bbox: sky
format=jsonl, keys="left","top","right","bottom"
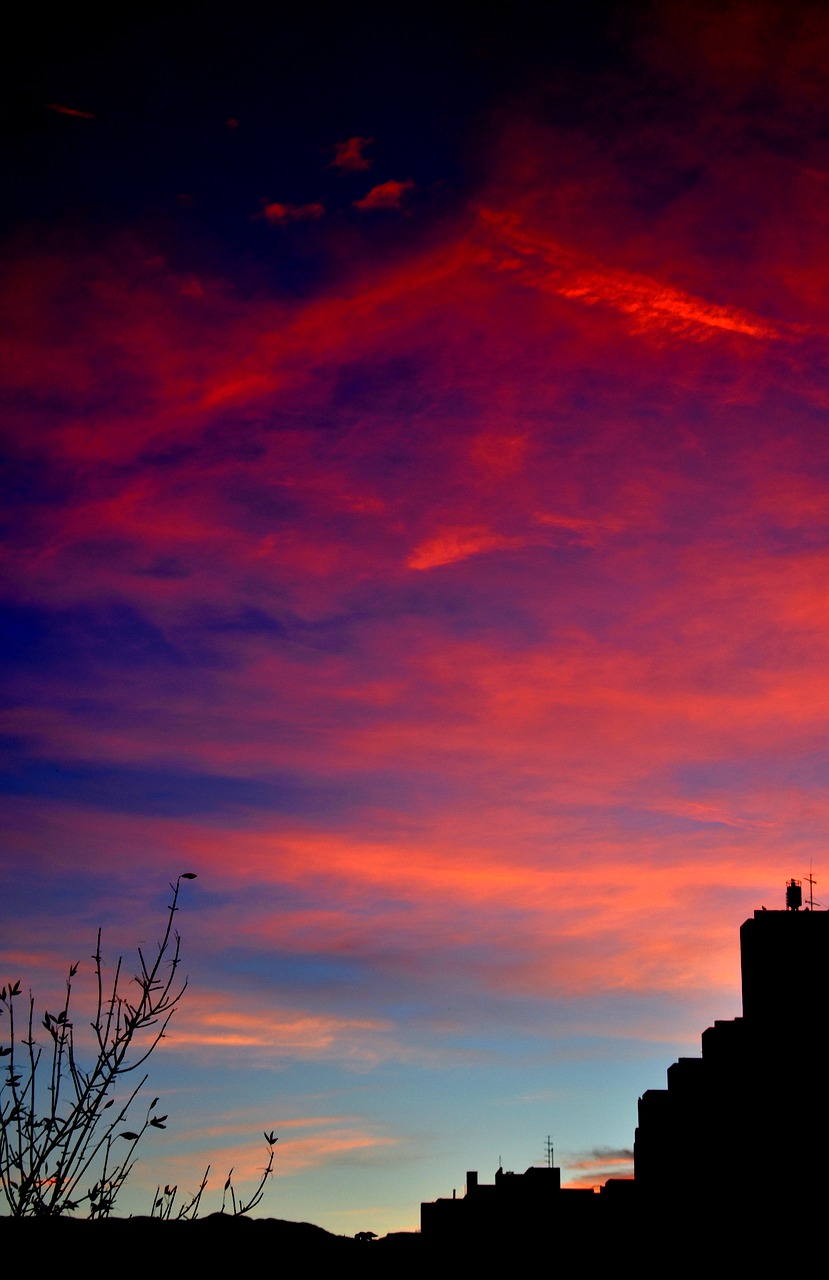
{"left": 3, "top": 0, "right": 829, "bottom": 1233}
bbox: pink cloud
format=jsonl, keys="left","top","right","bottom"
{"left": 136, "top": 1115, "right": 395, "bottom": 1187}
{"left": 268, "top": 1129, "right": 397, "bottom": 1175}
{"left": 562, "top": 1147, "right": 634, "bottom": 1189}
{"left": 172, "top": 995, "right": 396, "bottom": 1063}
{"left": 1, "top": 796, "right": 781, "bottom": 1004}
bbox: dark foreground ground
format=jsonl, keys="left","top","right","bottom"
{"left": 3, "top": 1204, "right": 821, "bottom": 1277}
{"left": 1, "top": 1216, "right": 414, "bottom": 1274}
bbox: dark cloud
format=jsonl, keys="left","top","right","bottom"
{"left": 260, "top": 201, "right": 326, "bottom": 224}
{"left": 332, "top": 136, "right": 374, "bottom": 171}
{"left": 43, "top": 102, "right": 96, "bottom": 119}
{"left": 0, "top": 759, "right": 355, "bottom": 820}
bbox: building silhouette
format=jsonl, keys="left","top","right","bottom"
{"left": 420, "top": 1162, "right": 614, "bottom": 1243}
{"left": 635, "top": 882, "right": 828, "bottom": 1224}
{"left": 421, "top": 882, "right": 826, "bottom": 1257}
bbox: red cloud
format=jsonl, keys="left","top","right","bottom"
{"left": 13, "top": 8, "right": 829, "bottom": 1233}
{"left": 332, "top": 136, "right": 373, "bottom": 171}
{"left": 9, "top": 62, "right": 829, "bottom": 1041}
{"left": 407, "top": 526, "right": 529, "bottom": 570}
{"left": 479, "top": 208, "right": 781, "bottom": 342}
{"left": 353, "top": 179, "right": 414, "bottom": 211}
{"left": 44, "top": 102, "right": 96, "bottom": 119}
{"left": 261, "top": 201, "right": 325, "bottom": 224}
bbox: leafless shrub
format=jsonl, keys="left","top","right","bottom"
{"left": 0, "top": 875, "right": 196, "bottom": 1216}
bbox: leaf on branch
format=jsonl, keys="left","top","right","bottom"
{"left": 264, "top": 1131, "right": 278, "bottom": 1146}
{"left": 180, "top": 873, "right": 197, "bottom": 880}
{"left": 150, "top": 1116, "right": 167, "bottom": 1128}
{"left": 119, "top": 1131, "right": 142, "bottom": 1141}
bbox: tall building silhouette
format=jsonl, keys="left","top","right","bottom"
{"left": 422, "top": 883, "right": 826, "bottom": 1257}
{"left": 634, "top": 883, "right": 828, "bottom": 1222}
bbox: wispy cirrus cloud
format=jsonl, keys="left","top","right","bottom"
{"left": 479, "top": 208, "right": 782, "bottom": 341}
{"left": 172, "top": 999, "right": 397, "bottom": 1064}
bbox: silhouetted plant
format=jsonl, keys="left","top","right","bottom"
{"left": 150, "top": 1166, "right": 210, "bottom": 1221}
{"left": 0, "top": 874, "right": 197, "bottom": 1216}
{"left": 151, "top": 1131, "right": 278, "bottom": 1220}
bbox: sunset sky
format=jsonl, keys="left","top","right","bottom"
{"left": 3, "top": 1, "right": 829, "bottom": 1233}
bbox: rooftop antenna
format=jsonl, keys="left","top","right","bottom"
{"left": 804, "top": 861, "right": 822, "bottom": 910}
{"left": 545, "top": 1135, "right": 554, "bottom": 1169}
